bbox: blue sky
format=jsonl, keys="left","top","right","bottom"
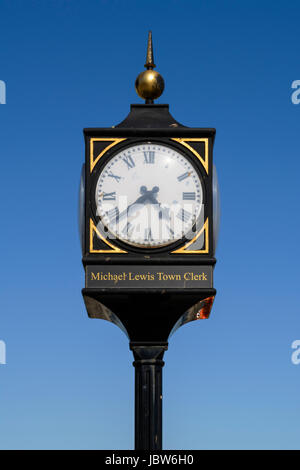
{"left": 0, "top": 0, "right": 300, "bottom": 449}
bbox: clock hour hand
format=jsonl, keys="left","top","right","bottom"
{"left": 114, "top": 204, "right": 141, "bottom": 224}
{"left": 108, "top": 186, "right": 161, "bottom": 224}
{"left": 134, "top": 186, "right": 170, "bottom": 220}
{"left": 133, "top": 185, "right": 157, "bottom": 205}
{"left": 115, "top": 187, "right": 152, "bottom": 222}
{"left": 113, "top": 195, "right": 147, "bottom": 224}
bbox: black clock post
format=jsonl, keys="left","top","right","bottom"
{"left": 80, "top": 32, "right": 219, "bottom": 450}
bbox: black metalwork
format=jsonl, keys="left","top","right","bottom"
{"left": 82, "top": 45, "right": 217, "bottom": 448}
{"left": 130, "top": 342, "right": 168, "bottom": 450}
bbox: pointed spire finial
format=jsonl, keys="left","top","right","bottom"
{"left": 135, "top": 31, "right": 165, "bottom": 103}
{"left": 145, "top": 31, "right": 155, "bottom": 69}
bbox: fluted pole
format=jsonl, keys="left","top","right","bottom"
{"left": 130, "top": 343, "right": 168, "bottom": 450}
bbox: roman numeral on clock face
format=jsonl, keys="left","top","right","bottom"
{"left": 144, "top": 228, "right": 153, "bottom": 241}
{"left": 107, "top": 171, "right": 121, "bottom": 182}
{"left": 177, "top": 171, "right": 190, "bottom": 182}
{"left": 106, "top": 206, "right": 119, "bottom": 223}
{"left": 103, "top": 192, "right": 116, "bottom": 201}
{"left": 122, "top": 155, "right": 135, "bottom": 169}
{"left": 122, "top": 222, "right": 134, "bottom": 236}
{"left": 177, "top": 208, "right": 192, "bottom": 223}
{"left": 182, "top": 192, "right": 196, "bottom": 200}
{"left": 143, "top": 151, "right": 155, "bottom": 164}
{"left": 166, "top": 225, "right": 174, "bottom": 236}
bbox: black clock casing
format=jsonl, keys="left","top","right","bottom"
{"left": 81, "top": 104, "right": 217, "bottom": 342}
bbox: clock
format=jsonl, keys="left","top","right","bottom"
{"left": 94, "top": 142, "right": 204, "bottom": 249}
{"left": 80, "top": 32, "right": 220, "bottom": 453}
{"left": 81, "top": 32, "right": 220, "bottom": 453}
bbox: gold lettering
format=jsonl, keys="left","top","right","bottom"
{"left": 128, "top": 272, "right": 156, "bottom": 281}
{"left": 91, "top": 272, "right": 100, "bottom": 281}
{"left": 184, "top": 272, "right": 208, "bottom": 281}
{"left": 157, "top": 272, "right": 181, "bottom": 281}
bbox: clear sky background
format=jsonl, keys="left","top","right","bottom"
{"left": 0, "top": 0, "right": 300, "bottom": 450}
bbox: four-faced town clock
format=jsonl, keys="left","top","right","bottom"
{"left": 81, "top": 32, "right": 219, "bottom": 341}
{"left": 80, "top": 31, "right": 219, "bottom": 452}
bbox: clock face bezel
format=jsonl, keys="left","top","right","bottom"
{"left": 89, "top": 138, "right": 208, "bottom": 254}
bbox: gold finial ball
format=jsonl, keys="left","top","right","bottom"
{"left": 135, "top": 70, "right": 165, "bottom": 100}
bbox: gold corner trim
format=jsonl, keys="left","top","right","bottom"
{"left": 90, "top": 138, "right": 127, "bottom": 173}
{"left": 171, "top": 138, "right": 209, "bottom": 174}
{"left": 89, "top": 219, "right": 127, "bottom": 253}
{"left": 171, "top": 218, "right": 209, "bottom": 254}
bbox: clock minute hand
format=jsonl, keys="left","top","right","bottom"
{"left": 111, "top": 186, "right": 158, "bottom": 224}
{"left": 114, "top": 193, "right": 148, "bottom": 224}
{"left": 115, "top": 205, "right": 139, "bottom": 224}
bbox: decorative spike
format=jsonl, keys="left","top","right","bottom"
{"left": 145, "top": 31, "right": 155, "bottom": 69}
{"left": 135, "top": 31, "right": 164, "bottom": 103}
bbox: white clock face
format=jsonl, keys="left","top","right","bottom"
{"left": 95, "top": 143, "right": 203, "bottom": 248}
